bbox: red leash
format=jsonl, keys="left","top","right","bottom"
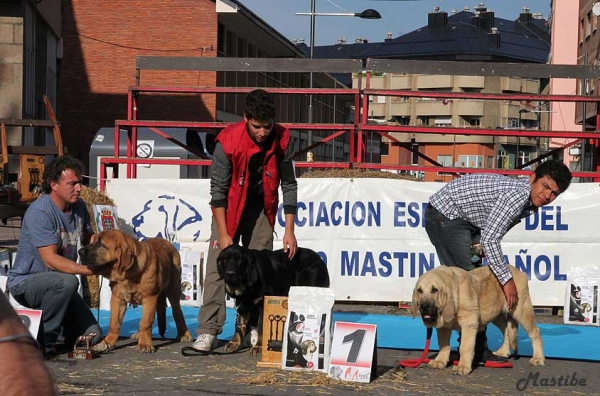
{"left": 399, "top": 327, "right": 433, "bottom": 368}
{"left": 399, "top": 328, "right": 513, "bottom": 369}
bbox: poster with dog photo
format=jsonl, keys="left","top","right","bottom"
{"left": 281, "top": 287, "right": 335, "bottom": 373}
{"left": 565, "top": 283, "right": 599, "bottom": 326}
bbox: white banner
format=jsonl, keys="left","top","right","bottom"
{"left": 106, "top": 178, "right": 600, "bottom": 306}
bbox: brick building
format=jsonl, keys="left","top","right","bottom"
{"left": 2, "top": 0, "right": 352, "bottom": 172}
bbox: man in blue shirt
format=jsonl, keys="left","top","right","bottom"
{"left": 8, "top": 155, "right": 102, "bottom": 356}
{"left": 425, "top": 159, "right": 572, "bottom": 365}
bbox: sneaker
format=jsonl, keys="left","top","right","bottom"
{"left": 482, "top": 349, "right": 509, "bottom": 364}
{"left": 192, "top": 334, "right": 217, "bottom": 352}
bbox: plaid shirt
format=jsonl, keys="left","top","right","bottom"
{"left": 429, "top": 173, "right": 537, "bottom": 285}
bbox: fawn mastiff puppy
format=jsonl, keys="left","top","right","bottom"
{"left": 411, "top": 265, "right": 545, "bottom": 375}
{"left": 79, "top": 230, "right": 193, "bottom": 352}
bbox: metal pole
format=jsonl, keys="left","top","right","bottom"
{"left": 582, "top": 51, "right": 588, "bottom": 179}
{"left": 308, "top": 0, "right": 315, "bottom": 147}
{"left": 516, "top": 112, "right": 521, "bottom": 168}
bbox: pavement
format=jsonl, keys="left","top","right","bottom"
{"left": 0, "top": 221, "right": 597, "bottom": 396}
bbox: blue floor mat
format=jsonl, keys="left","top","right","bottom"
{"left": 96, "top": 306, "right": 600, "bottom": 362}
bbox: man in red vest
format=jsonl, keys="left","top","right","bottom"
{"left": 193, "top": 89, "right": 298, "bottom": 352}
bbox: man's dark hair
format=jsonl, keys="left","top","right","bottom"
{"left": 534, "top": 159, "right": 572, "bottom": 193}
{"left": 244, "top": 89, "right": 276, "bottom": 121}
{"left": 41, "top": 155, "right": 86, "bottom": 194}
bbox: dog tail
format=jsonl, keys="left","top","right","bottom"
{"left": 157, "top": 292, "right": 167, "bottom": 337}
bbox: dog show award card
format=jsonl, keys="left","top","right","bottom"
{"left": 328, "top": 321, "right": 378, "bottom": 383}
{"left": 15, "top": 309, "right": 42, "bottom": 339}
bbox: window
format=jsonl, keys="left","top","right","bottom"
{"left": 507, "top": 117, "right": 519, "bottom": 129}
{"left": 457, "top": 155, "right": 483, "bottom": 168}
{"left": 390, "top": 116, "right": 410, "bottom": 125}
{"left": 516, "top": 152, "right": 531, "bottom": 167}
{"left": 411, "top": 143, "right": 419, "bottom": 165}
{"left": 217, "top": 24, "right": 225, "bottom": 54}
{"left": 380, "top": 142, "right": 390, "bottom": 156}
{"left": 437, "top": 155, "right": 452, "bottom": 174}
{"left": 418, "top": 116, "right": 430, "bottom": 126}
{"left": 434, "top": 117, "right": 452, "bottom": 126}
{"left": 461, "top": 116, "right": 480, "bottom": 127}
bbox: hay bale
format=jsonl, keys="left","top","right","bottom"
{"left": 79, "top": 186, "right": 117, "bottom": 308}
{"left": 299, "top": 168, "right": 421, "bottom": 181}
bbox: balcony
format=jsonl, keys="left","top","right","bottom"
{"left": 416, "top": 99, "right": 452, "bottom": 116}
{"left": 416, "top": 74, "right": 452, "bottom": 89}
{"left": 389, "top": 75, "right": 411, "bottom": 90}
{"left": 455, "top": 75, "right": 485, "bottom": 89}
{"left": 389, "top": 101, "right": 411, "bottom": 116}
{"left": 454, "top": 100, "right": 484, "bottom": 116}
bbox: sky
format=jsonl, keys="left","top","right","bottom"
{"left": 239, "top": 0, "right": 551, "bottom": 46}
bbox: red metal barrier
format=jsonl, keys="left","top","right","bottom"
{"left": 98, "top": 58, "right": 600, "bottom": 191}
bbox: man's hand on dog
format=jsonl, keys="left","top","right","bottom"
{"left": 502, "top": 279, "right": 518, "bottom": 310}
{"left": 283, "top": 232, "right": 297, "bottom": 259}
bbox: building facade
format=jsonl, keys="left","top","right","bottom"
{"left": 315, "top": 5, "right": 551, "bottom": 181}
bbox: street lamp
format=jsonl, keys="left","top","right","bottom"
{"left": 296, "top": 2, "right": 382, "bottom": 148}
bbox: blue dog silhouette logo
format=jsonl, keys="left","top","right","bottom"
{"left": 132, "top": 194, "right": 202, "bottom": 241}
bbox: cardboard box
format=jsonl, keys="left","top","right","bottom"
{"left": 257, "top": 296, "right": 288, "bottom": 368}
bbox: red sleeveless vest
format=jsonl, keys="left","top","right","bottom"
{"left": 215, "top": 120, "right": 290, "bottom": 237}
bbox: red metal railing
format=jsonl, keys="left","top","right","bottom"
{"left": 98, "top": 58, "right": 600, "bottom": 191}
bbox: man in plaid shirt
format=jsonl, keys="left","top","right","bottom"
{"left": 425, "top": 159, "right": 572, "bottom": 365}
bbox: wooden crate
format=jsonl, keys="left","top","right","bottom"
{"left": 257, "top": 296, "right": 288, "bottom": 368}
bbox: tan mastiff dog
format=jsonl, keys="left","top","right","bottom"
{"left": 79, "top": 230, "right": 193, "bottom": 352}
{"left": 411, "top": 265, "right": 545, "bottom": 375}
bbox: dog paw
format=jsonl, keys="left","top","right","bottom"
{"left": 250, "top": 346, "right": 262, "bottom": 356}
{"left": 92, "top": 339, "right": 114, "bottom": 353}
{"left": 130, "top": 332, "right": 139, "bottom": 341}
{"left": 179, "top": 331, "right": 194, "bottom": 343}
{"left": 492, "top": 348, "right": 511, "bottom": 358}
{"left": 136, "top": 343, "right": 156, "bottom": 353}
{"left": 428, "top": 360, "right": 447, "bottom": 369}
{"left": 529, "top": 356, "right": 545, "bottom": 366}
{"left": 224, "top": 341, "right": 240, "bottom": 353}
{"left": 452, "top": 364, "right": 472, "bottom": 375}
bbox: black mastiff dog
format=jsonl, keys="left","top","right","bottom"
{"left": 217, "top": 244, "right": 330, "bottom": 354}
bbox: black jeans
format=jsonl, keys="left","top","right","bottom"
{"left": 10, "top": 272, "right": 102, "bottom": 352}
{"left": 424, "top": 204, "right": 481, "bottom": 270}
{"left": 424, "top": 203, "right": 489, "bottom": 362}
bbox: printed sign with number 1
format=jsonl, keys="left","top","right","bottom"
{"left": 328, "top": 321, "right": 377, "bottom": 383}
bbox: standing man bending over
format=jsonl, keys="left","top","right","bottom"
{"left": 193, "top": 89, "right": 298, "bottom": 352}
{"left": 8, "top": 155, "right": 102, "bottom": 356}
{"left": 424, "top": 160, "right": 572, "bottom": 365}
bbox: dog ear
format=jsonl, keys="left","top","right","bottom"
{"left": 117, "top": 233, "right": 137, "bottom": 273}
{"left": 245, "top": 251, "right": 260, "bottom": 286}
{"left": 410, "top": 284, "right": 420, "bottom": 317}
{"left": 439, "top": 277, "right": 456, "bottom": 324}
{"left": 216, "top": 251, "right": 226, "bottom": 280}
